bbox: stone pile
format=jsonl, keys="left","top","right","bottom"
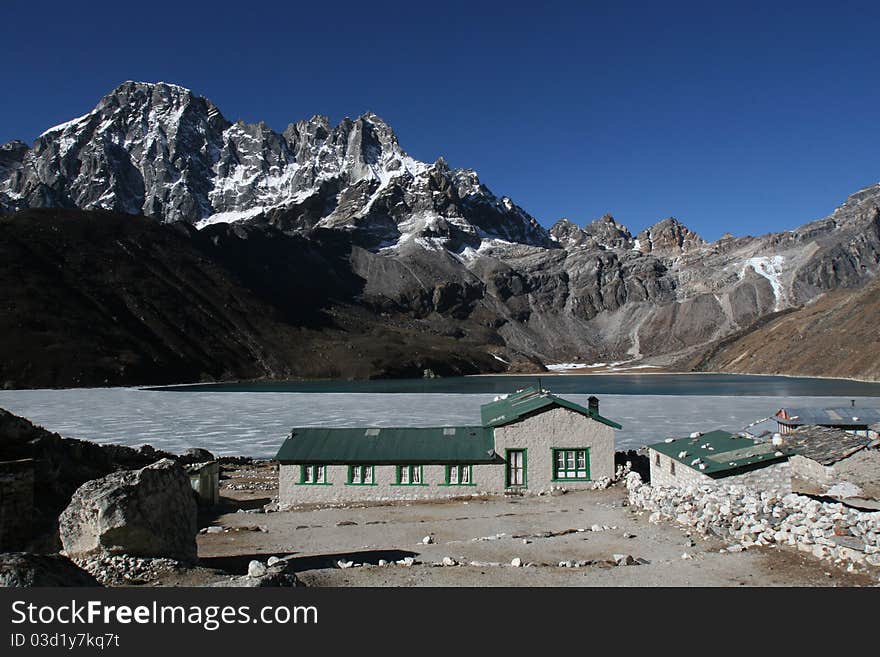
{"left": 211, "top": 558, "right": 299, "bottom": 587}
{"left": 625, "top": 472, "right": 880, "bottom": 570}
{"left": 333, "top": 555, "right": 646, "bottom": 570}
{"left": 224, "top": 482, "right": 277, "bottom": 492}
{"left": 72, "top": 554, "right": 181, "bottom": 586}
{"left": 538, "top": 461, "right": 632, "bottom": 496}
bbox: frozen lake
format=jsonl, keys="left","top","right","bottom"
{"left": 1, "top": 386, "right": 878, "bottom": 457}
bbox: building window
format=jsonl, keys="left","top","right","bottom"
{"left": 669, "top": 460, "right": 675, "bottom": 476}
{"left": 654, "top": 452, "right": 660, "bottom": 467}
{"left": 347, "top": 465, "right": 375, "bottom": 485}
{"left": 300, "top": 465, "right": 328, "bottom": 485}
{"left": 552, "top": 449, "right": 590, "bottom": 480}
{"left": 445, "top": 465, "right": 473, "bottom": 485}
{"left": 396, "top": 465, "right": 424, "bottom": 485}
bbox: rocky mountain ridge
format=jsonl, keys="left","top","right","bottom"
{"left": 0, "top": 81, "right": 550, "bottom": 251}
{"left": 2, "top": 82, "right": 880, "bottom": 384}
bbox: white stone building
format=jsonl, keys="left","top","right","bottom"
{"left": 647, "top": 430, "right": 792, "bottom": 493}
{"left": 275, "top": 388, "right": 620, "bottom": 507}
{"left": 782, "top": 425, "right": 879, "bottom": 497}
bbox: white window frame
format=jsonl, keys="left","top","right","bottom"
{"left": 348, "top": 464, "right": 375, "bottom": 485}
{"left": 301, "top": 464, "right": 327, "bottom": 484}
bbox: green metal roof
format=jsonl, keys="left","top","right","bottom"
{"left": 479, "top": 388, "right": 622, "bottom": 430}
{"left": 647, "top": 429, "right": 791, "bottom": 477}
{"left": 275, "top": 426, "right": 499, "bottom": 465}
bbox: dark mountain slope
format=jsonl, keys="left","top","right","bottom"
{"left": 0, "top": 209, "right": 502, "bottom": 388}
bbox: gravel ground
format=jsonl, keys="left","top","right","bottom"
{"left": 188, "top": 469, "right": 877, "bottom": 587}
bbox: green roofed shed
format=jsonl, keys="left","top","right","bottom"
{"left": 480, "top": 387, "right": 622, "bottom": 430}
{"left": 648, "top": 429, "right": 791, "bottom": 477}
{"left": 275, "top": 426, "right": 498, "bottom": 465}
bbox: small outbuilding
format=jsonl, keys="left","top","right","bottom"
{"left": 186, "top": 461, "right": 220, "bottom": 507}
{"left": 774, "top": 407, "right": 880, "bottom": 438}
{"left": 647, "top": 430, "right": 792, "bottom": 493}
{"left": 782, "top": 425, "right": 880, "bottom": 499}
{"left": 275, "top": 388, "right": 620, "bottom": 507}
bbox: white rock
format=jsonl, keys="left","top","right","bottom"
{"left": 442, "top": 557, "right": 456, "bottom": 567}
{"left": 510, "top": 557, "right": 522, "bottom": 568}
{"left": 266, "top": 556, "right": 281, "bottom": 567}
{"left": 422, "top": 535, "right": 434, "bottom": 545}
{"left": 827, "top": 481, "right": 865, "bottom": 499}
{"left": 248, "top": 560, "right": 267, "bottom": 577}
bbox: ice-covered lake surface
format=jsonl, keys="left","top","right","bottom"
{"left": 2, "top": 374, "right": 880, "bottom": 457}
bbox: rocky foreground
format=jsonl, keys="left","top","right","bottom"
{"left": 0, "top": 408, "right": 300, "bottom": 587}
{"left": 626, "top": 473, "right": 880, "bottom": 571}
{"left": 3, "top": 406, "right": 880, "bottom": 587}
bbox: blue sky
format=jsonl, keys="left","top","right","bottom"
{"left": 2, "top": 0, "right": 878, "bottom": 240}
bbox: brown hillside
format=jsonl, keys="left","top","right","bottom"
{"left": 688, "top": 277, "right": 880, "bottom": 381}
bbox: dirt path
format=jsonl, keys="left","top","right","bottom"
{"left": 193, "top": 470, "right": 877, "bottom": 587}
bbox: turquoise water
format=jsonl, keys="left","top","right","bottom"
{"left": 148, "top": 373, "right": 880, "bottom": 397}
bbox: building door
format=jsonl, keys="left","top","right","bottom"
{"left": 506, "top": 449, "right": 527, "bottom": 487}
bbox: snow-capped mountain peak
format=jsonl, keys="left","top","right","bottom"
{"left": 1, "top": 81, "right": 552, "bottom": 250}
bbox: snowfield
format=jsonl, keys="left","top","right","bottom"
{"left": 0, "top": 388, "right": 875, "bottom": 458}
{"left": 743, "top": 255, "right": 786, "bottom": 310}
{"left": 194, "top": 206, "right": 266, "bottom": 229}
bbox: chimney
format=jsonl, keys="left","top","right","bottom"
{"left": 588, "top": 396, "right": 599, "bottom": 413}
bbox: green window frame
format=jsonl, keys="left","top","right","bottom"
{"left": 347, "top": 464, "right": 376, "bottom": 485}
{"left": 394, "top": 465, "right": 425, "bottom": 486}
{"left": 299, "top": 464, "right": 330, "bottom": 485}
{"left": 552, "top": 448, "right": 590, "bottom": 481}
{"left": 442, "top": 465, "right": 474, "bottom": 486}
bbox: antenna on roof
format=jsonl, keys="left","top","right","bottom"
{"left": 851, "top": 399, "right": 856, "bottom": 408}
{"left": 537, "top": 376, "right": 543, "bottom": 392}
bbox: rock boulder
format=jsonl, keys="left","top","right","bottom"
{"left": 0, "top": 552, "right": 100, "bottom": 587}
{"left": 59, "top": 459, "right": 197, "bottom": 562}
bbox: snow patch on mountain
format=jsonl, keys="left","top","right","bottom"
{"left": 743, "top": 255, "right": 786, "bottom": 311}
{"left": 38, "top": 112, "right": 95, "bottom": 138}
{"left": 195, "top": 207, "right": 266, "bottom": 230}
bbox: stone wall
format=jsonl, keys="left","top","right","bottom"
{"left": 626, "top": 473, "right": 880, "bottom": 570}
{"left": 648, "top": 449, "right": 791, "bottom": 494}
{"left": 724, "top": 461, "right": 792, "bottom": 494}
{"left": 790, "top": 454, "right": 834, "bottom": 486}
{"left": 279, "top": 464, "right": 500, "bottom": 506}
{"left": 278, "top": 407, "right": 617, "bottom": 507}
{"left": 649, "top": 449, "right": 713, "bottom": 488}
{"left": 187, "top": 461, "right": 220, "bottom": 506}
{"left": 494, "top": 407, "right": 615, "bottom": 489}
{"left": 0, "top": 458, "right": 34, "bottom": 551}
